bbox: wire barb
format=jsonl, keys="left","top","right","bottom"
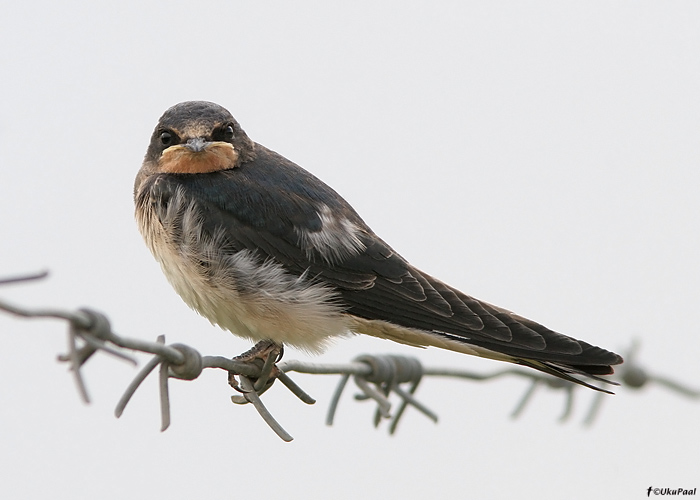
{"left": 323, "top": 354, "right": 438, "bottom": 434}
{"left": 236, "top": 376, "right": 294, "bottom": 442}
{"left": 0, "top": 270, "right": 49, "bottom": 286}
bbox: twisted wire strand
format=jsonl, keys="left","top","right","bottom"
{"left": 2, "top": 271, "right": 698, "bottom": 441}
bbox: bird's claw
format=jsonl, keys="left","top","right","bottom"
{"left": 228, "top": 341, "right": 284, "bottom": 400}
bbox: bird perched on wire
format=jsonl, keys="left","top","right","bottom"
{"left": 134, "top": 101, "right": 622, "bottom": 392}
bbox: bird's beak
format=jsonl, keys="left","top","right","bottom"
{"left": 157, "top": 137, "right": 239, "bottom": 174}
{"left": 184, "top": 137, "right": 209, "bottom": 153}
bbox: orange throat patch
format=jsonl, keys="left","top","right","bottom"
{"left": 158, "top": 142, "right": 239, "bottom": 174}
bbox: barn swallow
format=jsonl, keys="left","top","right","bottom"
{"left": 135, "top": 101, "right": 622, "bottom": 391}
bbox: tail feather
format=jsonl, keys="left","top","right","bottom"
{"left": 515, "top": 358, "right": 620, "bottom": 394}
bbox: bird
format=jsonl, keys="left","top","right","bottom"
{"left": 134, "top": 101, "right": 622, "bottom": 392}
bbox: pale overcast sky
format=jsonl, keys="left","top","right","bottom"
{"left": 1, "top": 2, "right": 699, "bottom": 499}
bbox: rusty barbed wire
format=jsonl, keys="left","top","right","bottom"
{"left": 1, "top": 271, "right": 698, "bottom": 441}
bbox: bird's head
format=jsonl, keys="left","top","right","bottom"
{"left": 139, "top": 101, "right": 256, "bottom": 182}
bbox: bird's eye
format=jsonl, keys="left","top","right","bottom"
{"left": 223, "top": 125, "right": 234, "bottom": 141}
{"left": 160, "top": 131, "right": 174, "bottom": 147}
{"left": 212, "top": 125, "right": 235, "bottom": 142}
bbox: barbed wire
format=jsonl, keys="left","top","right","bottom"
{"left": 1, "top": 271, "right": 698, "bottom": 441}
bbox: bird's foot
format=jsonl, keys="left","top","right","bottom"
{"left": 232, "top": 340, "right": 284, "bottom": 363}
{"left": 228, "top": 340, "right": 284, "bottom": 396}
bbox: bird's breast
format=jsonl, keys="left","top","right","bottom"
{"left": 135, "top": 180, "right": 351, "bottom": 352}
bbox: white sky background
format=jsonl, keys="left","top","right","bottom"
{"left": 1, "top": 1, "right": 698, "bottom": 498}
